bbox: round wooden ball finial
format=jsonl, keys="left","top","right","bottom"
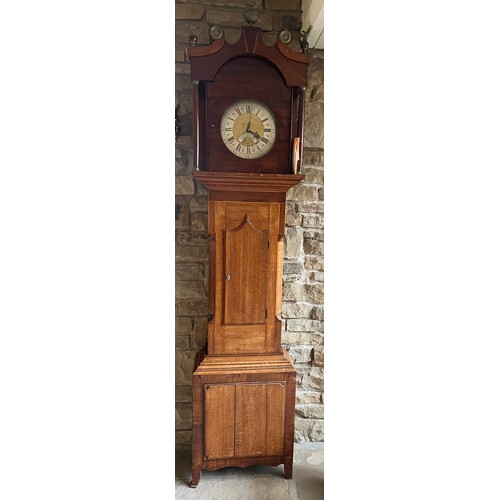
{"left": 244, "top": 8, "right": 259, "bottom": 25}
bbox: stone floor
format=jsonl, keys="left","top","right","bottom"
{"left": 175, "top": 442, "right": 324, "bottom": 500}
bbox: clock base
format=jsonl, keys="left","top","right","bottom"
{"left": 191, "top": 347, "right": 296, "bottom": 486}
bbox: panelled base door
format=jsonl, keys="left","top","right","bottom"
{"left": 204, "top": 382, "right": 286, "bottom": 460}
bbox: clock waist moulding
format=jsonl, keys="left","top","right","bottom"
{"left": 187, "top": 25, "right": 310, "bottom": 487}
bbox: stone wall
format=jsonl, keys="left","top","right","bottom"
{"left": 175, "top": 0, "right": 324, "bottom": 453}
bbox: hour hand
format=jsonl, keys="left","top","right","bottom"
{"left": 246, "top": 113, "right": 252, "bottom": 132}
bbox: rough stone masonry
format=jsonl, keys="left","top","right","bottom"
{"left": 175, "top": 0, "right": 324, "bottom": 453}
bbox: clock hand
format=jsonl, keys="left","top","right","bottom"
{"left": 246, "top": 112, "right": 252, "bottom": 133}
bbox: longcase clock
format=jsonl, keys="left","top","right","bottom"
{"left": 187, "top": 24, "right": 310, "bottom": 487}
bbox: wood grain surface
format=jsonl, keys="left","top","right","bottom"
{"left": 204, "top": 384, "right": 235, "bottom": 460}
{"left": 235, "top": 383, "right": 267, "bottom": 457}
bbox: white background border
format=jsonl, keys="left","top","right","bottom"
{"left": 1, "top": 1, "right": 500, "bottom": 498}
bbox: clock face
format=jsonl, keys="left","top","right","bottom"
{"left": 220, "top": 100, "right": 277, "bottom": 160}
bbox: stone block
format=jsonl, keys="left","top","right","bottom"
{"left": 203, "top": 263, "right": 210, "bottom": 281}
{"left": 191, "top": 316, "right": 208, "bottom": 350}
{"left": 303, "top": 229, "right": 323, "bottom": 241}
{"left": 286, "top": 346, "right": 313, "bottom": 364}
{"left": 302, "top": 214, "right": 324, "bottom": 228}
{"left": 312, "top": 306, "right": 324, "bottom": 320}
{"left": 175, "top": 197, "right": 190, "bottom": 230}
{"left": 282, "top": 273, "right": 302, "bottom": 283}
{"left": 309, "top": 374, "right": 324, "bottom": 392}
{"left": 175, "top": 263, "right": 205, "bottom": 281}
{"left": 175, "top": 148, "right": 189, "bottom": 176}
{"left": 175, "top": 136, "right": 192, "bottom": 148}
{"left": 303, "top": 283, "right": 324, "bottom": 304}
{"left": 264, "top": 0, "right": 300, "bottom": 10}
{"left": 190, "top": 211, "right": 208, "bottom": 231}
{"left": 282, "top": 331, "right": 323, "bottom": 345}
{"left": 283, "top": 260, "right": 303, "bottom": 275}
{"left": 175, "top": 442, "right": 191, "bottom": 454}
{"left": 175, "top": 385, "right": 192, "bottom": 403}
{"left": 282, "top": 281, "right": 303, "bottom": 301}
{"left": 175, "top": 4, "right": 205, "bottom": 20}
{"left": 303, "top": 166, "right": 323, "bottom": 185}
{"left": 178, "top": 0, "right": 257, "bottom": 6}
{"left": 287, "top": 184, "right": 319, "bottom": 202}
{"left": 176, "top": 92, "right": 193, "bottom": 116}
{"left": 253, "top": 13, "right": 274, "bottom": 32}
{"left": 296, "top": 391, "right": 322, "bottom": 404}
{"left": 178, "top": 112, "right": 193, "bottom": 138}
{"left": 175, "top": 73, "right": 193, "bottom": 92}
{"left": 175, "top": 280, "right": 205, "bottom": 299}
{"left": 175, "top": 351, "right": 197, "bottom": 386}
{"left": 206, "top": 9, "right": 272, "bottom": 31}
{"left": 175, "top": 50, "right": 185, "bottom": 62}
{"left": 272, "top": 13, "right": 302, "bottom": 31}
{"left": 311, "top": 84, "right": 324, "bottom": 102}
{"left": 304, "top": 101, "right": 324, "bottom": 149}
{"left": 313, "top": 346, "right": 324, "bottom": 366}
{"left": 176, "top": 335, "right": 190, "bottom": 349}
{"left": 302, "top": 150, "right": 324, "bottom": 168}
{"left": 314, "top": 320, "right": 324, "bottom": 333}
{"left": 294, "top": 417, "right": 324, "bottom": 443}
{"left": 302, "top": 367, "right": 324, "bottom": 391}
{"left": 175, "top": 231, "right": 210, "bottom": 246}
{"left": 175, "top": 403, "right": 193, "bottom": 430}
{"left": 175, "top": 430, "right": 192, "bottom": 446}
{"left": 175, "top": 23, "right": 210, "bottom": 46}
{"left": 194, "top": 178, "right": 208, "bottom": 195}
{"left": 175, "top": 317, "right": 193, "bottom": 336}
{"left": 304, "top": 255, "right": 324, "bottom": 270}
{"left": 306, "top": 53, "right": 324, "bottom": 89}
{"left": 286, "top": 318, "right": 316, "bottom": 332}
{"left": 175, "top": 63, "right": 191, "bottom": 75}
{"left": 175, "top": 175, "right": 195, "bottom": 195}
{"left": 206, "top": 8, "right": 245, "bottom": 27}
{"left": 175, "top": 299, "right": 208, "bottom": 317}
{"left": 175, "top": 245, "right": 209, "bottom": 262}
{"left": 189, "top": 196, "right": 208, "bottom": 213}
{"left": 303, "top": 238, "right": 324, "bottom": 256}
{"left": 295, "top": 404, "right": 324, "bottom": 419}
{"left": 284, "top": 226, "right": 302, "bottom": 259}
{"left": 286, "top": 211, "right": 302, "bottom": 226}
{"left": 309, "top": 271, "right": 324, "bottom": 282}
{"left": 281, "top": 302, "right": 313, "bottom": 319}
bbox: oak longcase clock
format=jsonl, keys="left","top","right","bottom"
{"left": 187, "top": 24, "right": 310, "bottom": 487}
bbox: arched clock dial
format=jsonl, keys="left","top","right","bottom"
{"left": 220, "top": 99, "right": 277, "bottom": 160}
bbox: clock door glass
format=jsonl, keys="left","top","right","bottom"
{"left": 220, "top": 100, "right": 276, "bottom": 159}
